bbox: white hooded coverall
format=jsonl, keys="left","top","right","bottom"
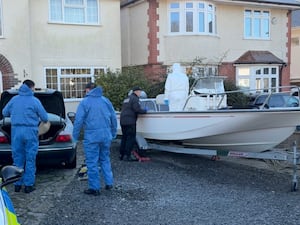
{"left": 164, "top": 63, "right": 189, "bottom": 111}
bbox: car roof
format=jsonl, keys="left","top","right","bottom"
{"left": 0, "top": 88, "right": 66, "bottom": 120}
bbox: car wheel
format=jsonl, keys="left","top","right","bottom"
{"left": 65, "top": 155, "right": 77, "bottom": 169}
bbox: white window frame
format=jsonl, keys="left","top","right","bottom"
{"left": 244, "top": 9, "right": 270, "bottom": 40}
{"left": 236, "top": 65, "right": 279, "bottom": 93}
{"left": 44, "top": 66, "right": 106, "bottom": 101}
{"left": 168, "top": 1, "right": 216, "bottom": 35}
{"left": 0, "top": 0, "right": 3, "bottom": 37}
{"left": 48, "top": 0, "right": 100, "bottom": 25}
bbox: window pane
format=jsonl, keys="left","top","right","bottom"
{"left": 60, "top": 77, "right": 91, "bottom": 98}
{"left": 245, "top": 18, "right": 251, "bottom": 37}
{"left": 263, "top": 78, "right": 269, "bottom": 89}
{"left": 171, "top": 12, "right": 180, "bottom": 32}
{"left": 253, "top": 18, "right": 260, "bottom": 37}
{"left": 87, "top": 0, "right": 98, "bottom": 23}
{"left": 46, "top": 69, "right": 58, "bottom": 90}
{"left": 198, "top": 12, "right": 204, "bottom": 32}
{"left": 271, "top": 78, "right": 276, "bottom": 87}
{"left": 238, "top": 68, "right": 250, "bottom": 76}
{"left": 65, "top": 7, "right": 84, "bottom": 23}
{"left": 170, "top": 3, "right": 179, "bottom": 9}
{"left": 65, "top": 0, "right": 83, "bottom": 5}
{"left": 198, "top": 3, "right": 204, "bottom": 9}
{"left": 50, "top": 0, "right": 63, "bottom": 21}
{"left": 208, "top": 13, "right": 213, "bottom": 33}
{"left": 238, "top": 79, "right": 250, "bottom": 88}
{"left": 256, "top": 78, "right": 262, "bottom": 90}
{"left": 186, "top": 2, "right": 193, "bottom": 8}
{"left": 186, "top": 12, "right": 193, "bottom": 32}
{"left": 262, "top": 18, "right": 269, "bottom": 38}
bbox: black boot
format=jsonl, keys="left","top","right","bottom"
{"left": 14, "top": 185, "right": 22, "bottom": 192}
{"left": 84, "top": 189, "right": 100, "bottom": 196}
{"left": 24, "top": 186, "right": 36, "bottom": 193}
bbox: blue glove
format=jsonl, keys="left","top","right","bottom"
{"left": 144, "top": 106, "right": 148, "bottom": 112}
{"left": 164, "top": 99, "right": 169, "bottom": 105}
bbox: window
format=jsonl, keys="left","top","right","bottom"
{"left": 0, "top": 0, "right": 3, "bottom": 37}
{"left": 45, "top": 67, "right": 105, "bottom": 100}
{"left": 244, "top": 9, "right": 270, "bottom": 39}
{"left": 49, "top": 0, "right": 99, "bottom": 25}
{"left": 236, "top": 66, "right": 279, "bottom": 92}
{"left": 168, "top": 1, "right": 216, "bottom": 35}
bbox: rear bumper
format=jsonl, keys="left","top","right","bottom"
{"left": 0, "top": 144, "right": 77, "bottom": 167}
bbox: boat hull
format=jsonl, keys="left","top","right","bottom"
{"left": 117, "top": 108, "right": 300, "bottom": 152}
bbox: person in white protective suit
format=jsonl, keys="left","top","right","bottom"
{"left": 164, "top": 63, "right": 189, "bottom": 111}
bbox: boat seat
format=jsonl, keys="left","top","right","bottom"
{"left": 156, "top": 94, "right": 169, "bottom": 111}
{"left": 155, "top": 94, "right": 165, "bottom": 104}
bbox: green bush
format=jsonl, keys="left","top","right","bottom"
{"left": 224, "top": 80, "right": 250, "bottom": 107}
{"left": 95, "top": 67, "right": 152, "bottom": 111}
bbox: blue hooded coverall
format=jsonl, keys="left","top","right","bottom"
{"left": 2, "top": 84, "right": 48, "bottom": 186}
{"left": 72, "top": 87, "right": 117, "bottom": 191}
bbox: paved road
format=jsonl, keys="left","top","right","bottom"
{"left": 7, "top": 140, "right": 300, "bottom": 225}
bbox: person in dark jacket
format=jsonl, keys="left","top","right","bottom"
{"left": 2, "top": 80, "right": 48, "bottom": 193}
{"left": 119, "top": 86, "right": 147, "bottom": 161}
{"left": 73, "top": 83, "right": 117, "bottom": 196}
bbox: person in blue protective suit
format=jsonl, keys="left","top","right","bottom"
{"left": 72, "top": 82, "right": 117, "bottom": 196}
{"left": 164, "top": 63, "right": 189, "bottom": 111}
{"left": 119, "top": 86, "right": 147, "bottom": 161}
{"left": 2, "top": 80, "right": 48, "bottom": 194}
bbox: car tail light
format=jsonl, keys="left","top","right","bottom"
{"left": 55, "top": 134, "right": 72, "bottom": 142}
{"left": 0, "top": 135, "right": 8, "bottom": 143}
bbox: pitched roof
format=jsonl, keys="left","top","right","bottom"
{"left": 234, "top": 51, "right": 285, "bottom": 64}
{"left": 225, "top": 0, "right": 300, "bottom": 7}
{"left": 121, "top": 0, "right": 300, "bottom": 7}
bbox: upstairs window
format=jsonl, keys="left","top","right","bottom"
{"left": 244, "top": 9, "right": 270, "bottom": 39}
{"left": 0, "top": 0, "right": 2, "bottom": 37}
{"left": 169, "top": 1, "right": 216, "bottom": 35}
{"left": 49, "top": 0, "right": 99, "bottom": 25}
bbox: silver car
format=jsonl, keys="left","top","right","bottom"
{"left": 0, "top": 89, "right": 77, "bottom": 168}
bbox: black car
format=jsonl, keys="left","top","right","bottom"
{"left": 0, "top": 89, "right": 77, "bottom": 168}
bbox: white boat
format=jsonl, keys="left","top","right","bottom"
{"left": 117, "top": 76, "right": 300, "bottom": 153}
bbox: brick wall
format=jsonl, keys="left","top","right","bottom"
{"left": 0, "top": 54, "right": 20, "bottom": 90}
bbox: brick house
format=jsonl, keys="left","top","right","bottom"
{"left": 121, "top": 0, "right": 300, "bottom": 91}
{"left": 291, "top": 9, "right": 300, "bottom": 86}
{"left": 0, "top": 0, "right": 121, "bottom": 112}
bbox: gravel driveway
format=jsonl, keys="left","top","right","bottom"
{"left": 39, "top": 140, "right": 300, "bottom": 225}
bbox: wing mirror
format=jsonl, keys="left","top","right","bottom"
{"left": 67, "top": 112, "right": 76, "bottom": 124}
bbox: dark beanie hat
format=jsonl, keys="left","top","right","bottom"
{"left": 132, "top": 86, "right": 142, "bottom": 91}
{"left": 85, "top": 82, "right": 97, "bottom": 89}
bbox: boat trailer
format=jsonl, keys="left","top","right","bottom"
{"left": 135, "top": 134, "right": 300, "bottom": 192}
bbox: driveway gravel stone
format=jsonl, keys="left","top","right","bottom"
{"left": 7, "top": 139, "right": 300, "bottom": 225}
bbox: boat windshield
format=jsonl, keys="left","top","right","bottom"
{"left": 193, "top": 77, "right": 225, "bottom": 94}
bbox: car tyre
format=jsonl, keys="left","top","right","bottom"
{"left": 65, "top": 155, "right": 77, "bottom": 169}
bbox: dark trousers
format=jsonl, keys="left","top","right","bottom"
{"left": 119, "top": 124, "right": 136, "bottom": 157}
